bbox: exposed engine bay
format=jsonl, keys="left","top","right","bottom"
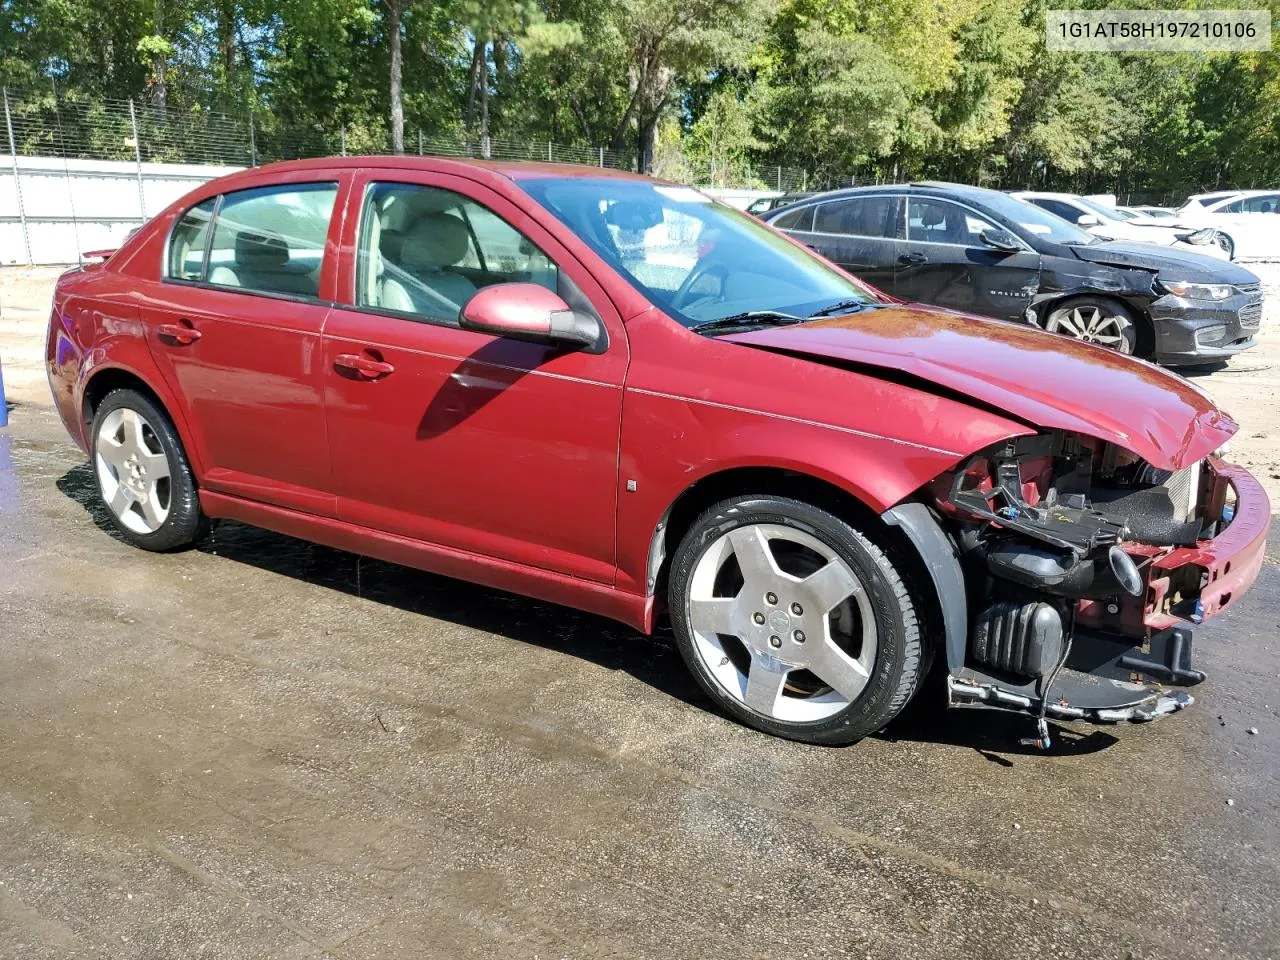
{"left": 927, "top": 430, "right": 1242, "bottom": 746}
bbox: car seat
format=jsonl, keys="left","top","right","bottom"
{"left": 382, "top": 212, "right": 478, "bottom": 317}
{"left": 226, "top": 233, "right": 317, "bottom": 296}
{"left": 919, "top": 203, "right": 956, "bottom": 242}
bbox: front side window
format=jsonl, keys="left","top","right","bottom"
{"left": 205, "top": 182, "right": 337, "bottom": 298}
{"left": 906, "top": 198, "right": 999, "bottom": 245}
{"left": 519, "top": 178, "right": 879, "bottom": 327}
{"left": 167, "top": 198, "right": 216, "bottom": 281}
{"left": 356, "top": 182, "right": 560, "bottom": 323}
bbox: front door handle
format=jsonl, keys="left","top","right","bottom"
{"left": 157, "top": 321, "right": 202, "bottom": 345}
{"left": 334, "top": 353, "right": 396, "bottom": 380}
{"left": 897, "top": 252, "right": 928, "bottom": 265}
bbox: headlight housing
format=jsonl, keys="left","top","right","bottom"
{"left": 1177, "top": 228, "right": 1217, "bottom": 245}
{"left": 1157, "top": 278, "right": 1235, "bottom": 301}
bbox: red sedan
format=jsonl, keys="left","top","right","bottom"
{"left": 46, "top": 157, "right": 1269, "bottom": 746}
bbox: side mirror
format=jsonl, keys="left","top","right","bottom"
{"left": 460, "top": 282, "right": 600, "bottom": 348}
{"left": 1076, "top": 214, "right": 1101, "bottom": 226}
{"left": 979, "top": 228, "right": 1021, "bottom": 253}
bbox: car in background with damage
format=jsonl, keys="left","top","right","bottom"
{"left": 47, "top": 158, "right": 1268, "bottom": 748}
{"left": 1011, "top": 191, "right": 1231, "bottom": 260}
{"left": 765, "top": 182, "right": 1262, "bottom": 367}
{"left": 1177, "top": 189, "right": 1280, "bottom": 261}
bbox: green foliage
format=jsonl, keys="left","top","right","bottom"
{"left": 1, "top": 0, "right": 1276, "bottom": 194}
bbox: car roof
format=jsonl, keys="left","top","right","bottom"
{"left": 1008, "top": 191, "right": 1076, "bottom": 201}
{"left": 769, "top": 181, "right": 1014, "bottom": 206}
{"left": 1187, "top": 190, "right": 1245, "bottom": 202}
{"left": 1199, "top": 188, "right": 1277, "bottom": 197}
{"left": 206, "top": 155, "right": 657, "bottom": 191}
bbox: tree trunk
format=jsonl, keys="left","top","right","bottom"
{"left": 464, "top": 35, "right": 484, "bottom": 128}
{"left": 480, "top": 52, "right": 490, "bottom": 158}
{"left": 387, "top": 0, "right": 405, "bottom": 154}
{"left": 217, "top": 0, "right": 236, "bottom": 108}
{"left": 151, "top": 0, "right": 168, "bottom": 120}
{"left": 637, "top": 111, "right": 659, "bottom": 174}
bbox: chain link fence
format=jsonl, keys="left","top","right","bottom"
{"left": 0, "top": 87, "right": 827, "bottom": 264}
{"left": 1, "top": 88, "right": 640, "bottom": 170}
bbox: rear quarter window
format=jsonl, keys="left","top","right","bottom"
{"left": 167, "top": 199, "right": 216, "bottom": 281}
{"left": 772, "top": 205, "right": 814, "bottom": 231}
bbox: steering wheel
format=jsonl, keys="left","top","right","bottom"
{"left": 671, "top": 260, "right": 729, "bottom": 312}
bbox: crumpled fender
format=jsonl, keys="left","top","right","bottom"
{"left": 724, "top": 304, "right": 1236, "bottom": 470}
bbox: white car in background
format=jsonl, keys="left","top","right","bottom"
{"left": 1011, "top": 191, "right": 1231, "bottom": 260}
{"left": 1123, "top": 205, "right": 1179, "bottom": 220}
{"left": 1178, "top": 190, "right": 1280, "bottom": 260}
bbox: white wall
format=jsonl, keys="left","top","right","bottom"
{"left": 1, "top": 155, "right": 242, "bottom": 265}
{"left": 700, "top": 187, "right": 780, "bottom": 211}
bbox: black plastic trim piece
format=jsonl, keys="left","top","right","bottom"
{"left": 882, "top": 501, "right": 967, "bottom": 672}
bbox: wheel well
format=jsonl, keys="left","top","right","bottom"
{"left": 1040, "top": 293, "right": 1155, "bottom": 358}
{"left": 650, "top": 467, "right": 883, "bottom": 608}
{"left": 648, "top": 467, "right": 945, "bottom": 655}
{"left": 82, "top": 369, "right": 167, "bottom": 431}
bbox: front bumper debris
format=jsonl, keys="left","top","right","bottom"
{"left": 945, "top": 456, "right": 1267, "bottom": 735}
{"left": 948, "top": 674, "right": 1193, "bottom": 724}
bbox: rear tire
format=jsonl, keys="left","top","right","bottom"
{"left": 90, "top": 388, "right": 206, "bottom": 551}
{"left": 668, "top": 495, "right": 925, "bottom": 746}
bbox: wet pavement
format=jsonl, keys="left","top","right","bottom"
{"left": 1, "top": 403, "right": 1278, "bottom": 960}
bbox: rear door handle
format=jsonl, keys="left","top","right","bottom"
{"left": 897, "top": 252, "right": 928, "bottom": 265}
{"left": 334, "top": 353, "right": 396, "bottom": 380}
{"left": 157, "top": 321, "right": 202, "bottom": 345}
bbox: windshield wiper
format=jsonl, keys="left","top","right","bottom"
{"left": 806, "top": 298, "right": 874, "bottom": 319}
{"left": 689, "top": 311, "right": 807, "bottom": 334}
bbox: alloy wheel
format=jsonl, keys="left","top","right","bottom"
{"left": 95, "top": 407, "right": 172, "bottom": 534}
{"left": 686, "top": 523, "right": 878, "bottom": 723}
{"left": 1046, "top": 304, "right": 1133, "bottom": 352}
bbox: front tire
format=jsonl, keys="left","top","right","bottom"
{"left": 1044, "top": 297, "right": 1139, "bottom": 354}
{"left": 668, "top": 496, "right": 925, "bottom": 746}
{"left": 90, "top": 388, "right": 206, "bottom": 551}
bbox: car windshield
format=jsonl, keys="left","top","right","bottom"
{"left": 1074, "top": 196, "right": 1131, "bottom": 222}
{"left": 520, "top": 177, "right": 879, "bottom": 327}
{"left": 994, "top": 193, "right": 1100, "bottom": 244}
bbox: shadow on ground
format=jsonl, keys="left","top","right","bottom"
{"left": 56, "top": 462, "right": 1120, "bottom": 757}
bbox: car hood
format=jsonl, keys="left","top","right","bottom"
{"left": 1070, "top": 239, "right": 1257, "bottom": 283}
{"left": 723, "top": 305, "right": 1236, "bottom": 470}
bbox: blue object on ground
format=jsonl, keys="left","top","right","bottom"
{"left": 0, "top": 354, "right": 8, "bottom": 428}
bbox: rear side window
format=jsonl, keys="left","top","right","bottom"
{"left": 813, "top": 197, "right": 893, "bottom": 237}
{"left": 167, "top": 199, "right": 216, "bottom": 281}
{"left": 204, "top": 182, "right": 338, "bottom": 298}
{"left": 772, "top": 205, "right": 814, "bottom": 231}
{"left": 1239, "top": 194, "right": 1280, "bottom": 213}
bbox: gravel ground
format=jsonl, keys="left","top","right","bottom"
{"left": 0, "top": 262, "right": 1278, "bottom": 958}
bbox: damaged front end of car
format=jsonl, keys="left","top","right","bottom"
{"left": 896, "top": 429, "right": 1269, "bottom": 747}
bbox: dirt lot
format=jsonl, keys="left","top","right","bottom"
{"left": 1, "top": 266, "right": 1279, "bottom": 959}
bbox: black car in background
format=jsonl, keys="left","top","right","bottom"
{"left": 747, "top": 191, "right": 815, "bottom": 216}
{"left": 763, "top": 182, "right": 1262, "bottom": 366}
